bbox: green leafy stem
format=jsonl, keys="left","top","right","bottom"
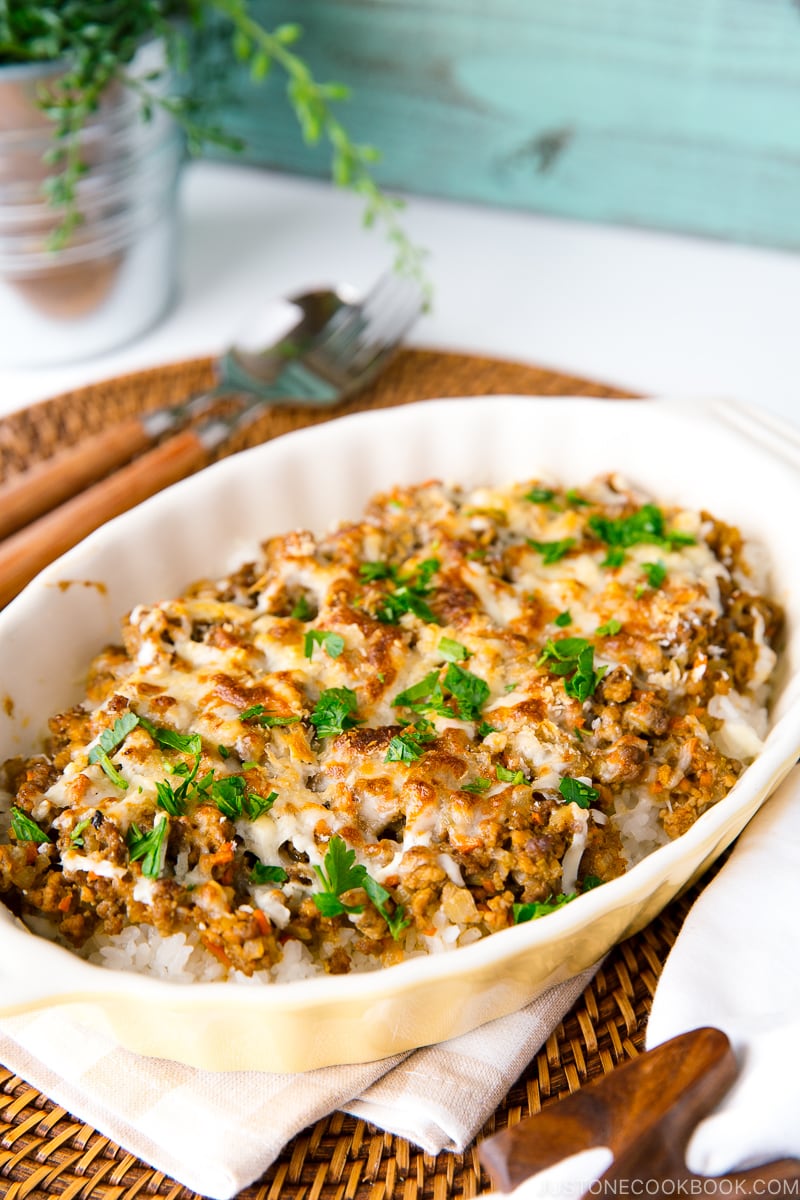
{"left": 0, "top": 0, "right": 427, "bottom": 282}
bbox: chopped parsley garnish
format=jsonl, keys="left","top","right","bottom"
{"left": 218, "top": 744, "right": 231, "bottom": 759}
{"left": 360, "top": 558, "right": 441, "bottom": 625}
{"left": 496, "top": 765, "right": 526, "bottom": 785}
{"left": 392, "top": 664, "right": 490, "bottom": 722}
{"left": 208, "top": 775, "right": 277, "bottom": 821}
{"left": 513, "top": 893, "right": 576, "bottom": 923}
{"left": 290, "top": 595, "right": 314, "bottom": 621}
{"left": 524, "top": 486, "right": 557, "bottom": 505}
{"left": 88, "top": 711, "right": 140, "bottom": 790}
{"left": 250, "top": 861, "right": 288, "bottom": 885}
{"left": 588, "top": 504, "right": 665, "bottom": 548}
{"left": 90, "top": 754, "right": 127, "bottom": 789}
{"left": 385, "top": 735, "right": 420, "bottom": 763}
{"left": 477, "top": 721, "right": 498, "bottom": 738}
{"left": 637, "top": 561, "right": 667, "bottom": 596}
{"left": 566, "top": 651, "right": 606, "bottom": 702}
{"left": 94, "top": 711, "right": 140, "bottom": 749}
{"left": 555, "top": 610, "right": 572, "bottom": 627}
{"left": 143, "top": 720, "right": 205, "bottom": 815}
{"left": 438, "top": 636, "right": 469, "bottom": 662}
{"left": 595, "top": 618, "right": 622, "bottom": 637}
{"left": 10, "top": 806, "right": 50, "bottom": 844}
{"left": 244, "top": 791, "right": 277, "bottom": 821}
{"left": 155, "top": 778, "right": 188, "bottom": 816}
{"left": 565, "top": 488, "right": 589, "bottom": 507}
{"left": 91, "top": 715, "right": 234, "bottom": 819}
{"left": 539, "top": 636, "right": 589, "bottom": 670}
{"left": 392, "top": 669, "right": 448, "bottom": 716}
{"left": 69, "top": 816, "right": 92, "bottom": 848}
{"left": 537, "top": 637, "right": 607, "bottom": 702}
{"left": 127, "top": 814, "right": 168, "bottom": 879}
{"left": 582, "top": 874, "right": 603, "bottom": 891}
{"left": 312, "top": 835, "right": 409, "bottom": 939}
{"left": 463, "top": 777, "right": 491, "bottom": 794}
{"left": 601, "top": 547, "right": 626, "bottom": 569}
{"left": 309, "top": 687, "right": 361, "bottom": 738}
{"left": 527, "top": 537, "right": 576, "bottom": 565}
{"left": 311, "top": 836, "right": 365, "bottom": 915}
{"left": 239, "top": 705, "right": 301, "bottom": 727}
{"left": 359, "top": 561, "right": 395, "bottom": 582}
{"left": 304, "top": 629, "right": 345, "bottom": 660}
{"left": 559, "top": 776, "right": 599, "bottom": 808}
{"left": 385, "top": 720, "right": 436, "bottom": 764}
{"left": 145, "top": 725, "right": 202, "bottom": 756}
{"left": 443, "top": 663, "right": 490, "bottom": 720}
{"left": 360, "top": 874, "right": 411, "bottom": 940}
{"left": 589, "top": 504, "right": 696, "bottom": 565}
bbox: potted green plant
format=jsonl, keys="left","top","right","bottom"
{"left": 0, "top": 2, "right": 422, "bottom": 367}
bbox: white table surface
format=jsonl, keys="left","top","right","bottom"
{"left": 2, "top": 160, "right": 800, "bottom": 429}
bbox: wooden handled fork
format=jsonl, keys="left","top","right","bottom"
{"left": 0, "top": 272, "right": 424, "bottom": 609}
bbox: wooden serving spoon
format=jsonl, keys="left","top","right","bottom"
{"left": 479, "top": 1027, "right": 800, "bottom": 1195}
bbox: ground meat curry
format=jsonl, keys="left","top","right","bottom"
{"left": 0, "top": 475, "right": 782, "bottom": 981}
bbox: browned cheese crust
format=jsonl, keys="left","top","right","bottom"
{"left": 0, "top": 476, "right": 782, "bottom": 979}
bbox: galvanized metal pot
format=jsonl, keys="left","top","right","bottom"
{"left": 0, "top": 40, "right": 183, "bottom": 367}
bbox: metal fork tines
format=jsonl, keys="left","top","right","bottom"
{"left": 195, "top": 272, "right": 424, "bottom": 449}
{"left": 218, "top": 271, "right": 424, "bottom": 409}
{"left": 310, "top": 272, "right": 425, "bottom": 384}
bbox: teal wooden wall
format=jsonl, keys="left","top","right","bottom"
{"left": 196, "top": 0, "right": 800, "bottom": 250}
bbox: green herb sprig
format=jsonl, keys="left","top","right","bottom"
{"left": 558, "top": 776, "right": 599, "bottom": 808}
{"left": 527, "top": 537, "right": 576, "bottom": 565}
{"left": 392, "top": 663, "right": 490, "bottom": 722}
{"left": 312, "top": 835, "right": 409, "bottom": 939}
{"left": 636, "top": 561, "right": 667, "bottom": 597}
{"left": 304, "top": 629, "right": 345, "bottom": 660}
{"left": 10, "top": 806, "right": 51, "bottom": 844}
{"left": 0, "top": 1, "right": 427, "bottom": 281}
{"left": 88, "top": 711, "right": 140, "bottom": 790}
{"left": 70, "top": 816, "right": 93, "bottom": 848}
{"left": 588, "top": 504, "right": 696, "bottom": 567}
{"left": 360, "top": 558, "right": 440, "bottom": 625}
{"left": 462, "top": 777, "right": 491, "bottom": 794}
{"left": 385, "top": 719, "right": 436, "bottom": 763}
{"left": 595, "top": 619, "right": 622, "bottom": 637}
{"left": 239, "top": 705, "right": 301, "bottom": 728}
{"left": 496, "top": 765, "right": 527, "bottom": 785}
{"left": 127, "top": 813, "right": 169, "bottom": 879}
{"left": 537, "top": 637, "right": 607, "bottom": 703}
{"left": 251, "top": 861, "right": 288, "bottom": 885}
{"left": 204, "top": 774, "right": 277, "bottom": 821}
{"left": 524, "top": 486, "right": 557, "bottom": 507}
{"left": 513, "top": 893, "right": 576, "bottom": 923}
{"left": 309, "top": 688, "right": 361, "bottom": 738}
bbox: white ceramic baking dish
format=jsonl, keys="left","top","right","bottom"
{"left": 1, "top": 395, "right": 798, "bottom": 1071}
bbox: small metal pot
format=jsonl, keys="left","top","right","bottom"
{"left": 0, "top": 40, "right": 183, "bottom": 367}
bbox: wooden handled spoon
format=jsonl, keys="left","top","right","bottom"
{"left": 479, "top": 1027, "right": 800, "bottom": 1195}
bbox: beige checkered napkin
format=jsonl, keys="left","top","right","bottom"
{"left": 0, "top": 965, "right": 596, "bottom": 1199}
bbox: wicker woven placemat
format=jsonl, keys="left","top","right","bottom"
{"left": 0, "top": 349, "right": 699, "bottom": 1200}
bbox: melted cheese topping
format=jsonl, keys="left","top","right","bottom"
{"left": 0, "top": 475, "right": 782, "bottom": 979}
